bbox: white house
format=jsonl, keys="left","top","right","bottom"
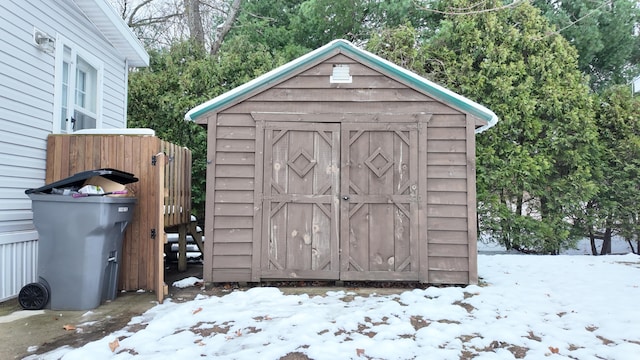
{"left": 0, "top": 0, "right": 149, "bottom": 301}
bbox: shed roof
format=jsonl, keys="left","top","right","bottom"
{"left": 185, "top": 39, "right": 498, "bottom": 133}
{"left": 73, "top": 0, "right": 149, "bottom": 67}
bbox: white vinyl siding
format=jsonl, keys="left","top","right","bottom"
{"left": 0, "top": 0, "right": 136, "bottom": 301}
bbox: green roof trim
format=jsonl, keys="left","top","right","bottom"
{"left": 185, "top": 39, "right": 498, "bottom": 133}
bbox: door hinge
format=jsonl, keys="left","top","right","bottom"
{"left": 151, "top": 228, "right": 157, "bottom": 239}
{"left": 151, "top": 155, "right": 157, "bottom": 166}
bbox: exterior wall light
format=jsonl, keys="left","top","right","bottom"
{"left": 34, "top": 28, "right": 55, "bottom": 53}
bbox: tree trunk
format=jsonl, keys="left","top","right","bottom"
{"left": 600, "top": 227, "right": 612, "bottom": 255}
{"left": 589, "top": 229, "right": 598, "bottom": 255}
{"left": 500, "top": 192, "right": 512, "bottom": 250}
{"left": 185, "top": 0, "right": 205, "bottom": 49}
{"left": 210, "top": 0, "right": 241, "bottom": 55}
{"left": 539, "top": 195, "right": 558, "bottom": 254}
{"left": 626, "top": 239, "right": 637, "bottom": 254}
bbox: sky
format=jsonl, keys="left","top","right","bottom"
{"left": 23, "top": 240, "right": 640, "bottom": 360}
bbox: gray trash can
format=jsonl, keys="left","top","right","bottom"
{"left": 19, "top": 169, "right": 137, "bottom": 310}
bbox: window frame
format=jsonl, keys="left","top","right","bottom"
{"left": 52, "top": 35, "right": 104, "bottom": 134}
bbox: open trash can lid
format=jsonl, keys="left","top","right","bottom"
{"left": 26, "top": 168, "right": 138, "bottom": 194}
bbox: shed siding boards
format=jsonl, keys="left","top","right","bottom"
{"left": 0, "top": 0, "right": 147, "bottom": 301}
{"left": 191, "top": 40, "right": 496, "bottom": 285}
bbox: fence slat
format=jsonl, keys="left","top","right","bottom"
{"left": 44, "top": 134, "right": 192, "bottom": 302}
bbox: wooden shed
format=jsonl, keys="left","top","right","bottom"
{"left": 186, "top": 40, "right": 497, "bottom": 285}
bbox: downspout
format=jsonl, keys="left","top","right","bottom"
{"left": 474, "top": 110, "right": 499, "bottom": 134}
{"left": 123, "top": 59, "right": 129, "bottom": 127}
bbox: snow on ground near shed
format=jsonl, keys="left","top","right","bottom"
{"left": 27, "top": 253, "right": 640, "bottom": 360}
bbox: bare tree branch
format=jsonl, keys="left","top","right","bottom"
{"left": 128, "top": 0, "right": 157, "bottom": 27}
{"left": 546, "top": 0, "right": 611, "bottom": 36}
{"left": 210, "top": 0, "right": 241, "bottom": 55}
{"left": 530, "top": 0, "right": 611, "bottom": 40}
{"left": 418, "top": 0, "right": 525, "bottom": 15}
{"left": 109, "top": 0, "right": 242, "bottom": 51}
{"left": 131, "top": 13, "right": 183, "bottom": 28}
{"left": 199, "top": 1, "right": 227, "bottom": 13}
{"left": 243, "top": 11, "right": 275, "bottom": 22}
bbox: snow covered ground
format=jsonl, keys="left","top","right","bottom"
{"left": 26, "top": 244, "right": 639, "bottom": 360}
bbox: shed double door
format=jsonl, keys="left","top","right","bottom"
{"left": 261, "top": 122, "right": 422, "bottom": 281}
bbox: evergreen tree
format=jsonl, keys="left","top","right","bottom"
{"left": 533, "top": 0, "right": 640, "bottom": 92}
{"left": 233, "top": 0, "right": 428, "bottom": 52}
{"left": 127, "top": 39, "right": 282, "bottom": 218}
{"left": 370, "top": 0, "right": 599, "bottom": 253}
{"left": 582, "top": 86, "right": 640, "bottom": 254}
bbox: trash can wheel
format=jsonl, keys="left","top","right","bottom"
{"left": 18, "top": 282, "right": 49, "bottom": 310}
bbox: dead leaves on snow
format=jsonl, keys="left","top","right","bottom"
{"left": 410, "top": 315, "right": 429, "bottom": 331}
{"left": 224, "top": 327, "right": 263, "bottom": 340}
{"left": 525, "top": 331, "right": 542, "bottom": 342}
{"left": 189, "top": 317, "right": 271, "bottom": 341}
{"left": 109, "top": 338, "right": 120, "bottom": 352}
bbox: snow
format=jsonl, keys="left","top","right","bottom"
{"left": 171, "top": 276, "right": 203, "bottom": 289}
{"left": 0, "top": 309, "right": 45, "bottom": 324}
{"left": 25, "top": 251, "right": 640, "bottom": 360}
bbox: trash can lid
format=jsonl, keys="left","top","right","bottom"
{"left": 26, "top": 168, "right": 139, "bottom": 194}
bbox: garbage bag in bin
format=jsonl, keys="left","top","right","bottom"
{"left": 19, "top": 169, "right": 138, "bottom": 310}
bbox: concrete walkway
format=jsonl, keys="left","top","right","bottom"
{"left": 0, "top": 263, "right": 204, "bottom": 359}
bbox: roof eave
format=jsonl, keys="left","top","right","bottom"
{"left": 73, "top": 0, "right": 149, "bottom": 67}
{"left": 185, "top": 39, "right": 498, "bottom": 133}
{"left": 184, "top": 44, "right": 343, "bottom": 121}
{"left": 335, "top": 42, "right": 498, "bottom": 133}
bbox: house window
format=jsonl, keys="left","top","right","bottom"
{"left": 54, "top": 38, "right": 103, "bottom": 133}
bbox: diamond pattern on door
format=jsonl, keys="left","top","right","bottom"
{"left": 287, "top": 149, "right": 317, "bottom": 177}
{"left": 365, "top": 148, "right": 393, "bottom": 177}
{"left": 261, "top": 123, "right": 340, "bottom": 279}
{"left": 340, "top": 123, "right": 420, "bottom": 281}
{"left": 260, "top": 122, "right": 421, "bottom": 281}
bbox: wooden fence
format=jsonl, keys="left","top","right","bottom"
{"left": 45, "top": 134, "right": 192, "bottom": 302}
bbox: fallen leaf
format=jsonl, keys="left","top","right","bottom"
{"left": 356, "top": 348, "right": 365, "bottom": 357}
{"left": 225, "top": 329, "right": 243, "bottom": 340}
{"left": 63, "top": 324, "right": 76, "bottom": 331}
{"left": 193, "top": 307, "right": 203, "bottom": 315}
{"left": 549, "top": 346, "right": 559, "bottom": 354}
{"left": 109, "top": 338, "right": 120, "bottom": 352}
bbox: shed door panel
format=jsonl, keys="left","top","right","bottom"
{"left": 340, "top": 123, "right": 420, "bottom": 281}
{"left": 261, "top": 123, "right": 340, "bottom": 279}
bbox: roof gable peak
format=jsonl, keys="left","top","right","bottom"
{"left": 185, "top": 39, "right": 497, "bottom": 133}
